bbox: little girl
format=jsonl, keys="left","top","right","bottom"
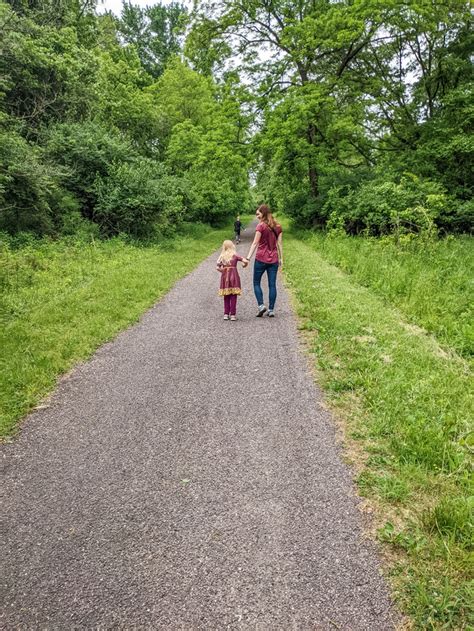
{"left": 216, "top": 240, "right": 248, "bottom": 320}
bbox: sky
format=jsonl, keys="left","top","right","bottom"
{"left": 97, "top": 0, "right": 190, "bottom": 16}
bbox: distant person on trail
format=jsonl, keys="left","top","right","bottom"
{"left": 245, "top": 204, "right": 283, "bottom": 318}
{"left": 217, "top": 240, "right": 248, "bottom": 321}
{"left": 234, "top": 215, "right": 243, "bottom": 244}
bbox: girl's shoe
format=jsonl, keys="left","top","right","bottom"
{"left": 267, "top": 310, "right": 275, "bottom": 317}
{"left": 230, "top": 315, "right": 237, "bottom": 321}
{"left": 256, "top": 305, "right": 267, "bottom": 317}
{"left": 223, "top": 314, "right": 229, "bottom": 320}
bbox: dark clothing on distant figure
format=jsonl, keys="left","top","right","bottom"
{"left": 234, "top": 220, "right": 242, "bottom": 234}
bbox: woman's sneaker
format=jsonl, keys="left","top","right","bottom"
{"left": 267, "top": 310, "right": 275, "bottom": 317}
{"left": 256, "top": 305, "right": 267, "bottom": 317}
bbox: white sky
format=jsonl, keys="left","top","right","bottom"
{"left": 97, "top": 0, "right": 191, "bottom": 16}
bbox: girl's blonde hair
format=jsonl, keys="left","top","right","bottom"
{"left": 217, "top": 239, "right": 236, "bottom": 264}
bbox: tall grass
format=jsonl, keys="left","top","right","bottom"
{"left": 0, "top": 223, "right": 230, "bottom": 437}
{"left": 299, "top": 232, "right": 473, "bottom": 361}
{"left": 284, "top": 230, "right": 473, "bottom": 629}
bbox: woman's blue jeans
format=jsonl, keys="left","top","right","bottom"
{"left": 253, "top": 260, "right": 279, "bottom": 310}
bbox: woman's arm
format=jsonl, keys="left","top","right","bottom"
{"left": 277, "top": 233, "right": 283, "bottom": 268}
{"left": 246, "top": 231, "right": 261, "bottom": 260}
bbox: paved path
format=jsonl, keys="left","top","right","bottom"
{"left": 2, "top": 227, "right": 398, "bottom": 629}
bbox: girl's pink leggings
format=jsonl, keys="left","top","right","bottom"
{"left": 224, "top": 294, "right": 237, "bottom": 315}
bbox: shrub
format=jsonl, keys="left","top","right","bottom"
{"left": 436, "top": 198, "right": 474, "bottom": 234}
{"left": 93, "top": 158, "right": 184, "bottom": 237}
{"left": 0, "top": 128, "right": 72, "bottom": 235}
{"left": 43, "top": 121, "right": 137, "bottom": 219}
{"left": 325, "top": 175, "right": 450, "bottom": 237}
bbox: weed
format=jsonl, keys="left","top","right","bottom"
{"left": 284, "top": 230, "right": 473, "bottom": 628}
{"left": 298, "top": 231, "right": 473, "bottom": 361}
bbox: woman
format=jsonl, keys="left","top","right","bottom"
{"left": 245, "top": 204, "right": 283, "bottom": 317}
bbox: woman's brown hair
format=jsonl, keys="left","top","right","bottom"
{"left": 257, "top": 204, "right": 278, "bottom": 229}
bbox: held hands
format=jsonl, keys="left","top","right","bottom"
{"left": 242, "top": 257, "right": 249, "bottom": 268}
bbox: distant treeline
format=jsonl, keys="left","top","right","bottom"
{"left": 1, "top": 1, "right": 472, "bottom": 238}
{"left": 191, "top": 0, "right": 473, "bottom": 236}
{"left": 0, "top": 0, "right": 252, "bottom": 238}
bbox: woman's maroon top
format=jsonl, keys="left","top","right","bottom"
{"left": 217, "top": 254, "right": 243, "bottom": 296}
{"left": 255, "top": 222, "right": 282, "bottom": 264}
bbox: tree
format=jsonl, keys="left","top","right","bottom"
{"left": 189, "top": 0, "right": 472, "bottom": 232}
{"left": 158, "top": 60, "right": 252, "bottom": 222}
{"left": 189, "top": 0, "right": 382, "bottom": 208}
{"left": 0, "top": 0, "right": 97, "bottom": 137}
{"left": 118, "top": 1, "right": 187, "bottom": 77}
{"left": 95, "top": 46, "right": 161, "bottom": 154}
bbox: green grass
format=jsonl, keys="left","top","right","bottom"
{"left": 283, "top": 230, "right": 473, "bottom": 629}
{"left": 297, "top": 231, "right": 473, "bottom": 362}
{"left": 0, "top": 223, "right": 230, "bottom": 437}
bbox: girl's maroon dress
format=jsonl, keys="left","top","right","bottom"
{"left": 218, "top": 254, "right": 243, "bottom": 296}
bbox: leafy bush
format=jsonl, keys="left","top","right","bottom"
{"left": 93, "top": 158, "right": 184, "bottom": 236}
{"left": 0, "top": 128, "right": 76, "bottom": 235}
{"left": 436, "top": 198, "right": 474, "bottom": 234}
{"left": 43, "top": 121, "right": 137, "bottom": 219}
{"left": 325, "top": 175, "right": 451, "bottom": 236}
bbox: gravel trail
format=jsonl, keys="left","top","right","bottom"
{"left": 1, "top": 227, "right": 398, "bottom": 629}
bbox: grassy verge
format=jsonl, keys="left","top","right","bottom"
{"left": 299, "top": 231, "right": 473, "bottom": 362}
{"left": 0, "top": 223, "right": 230, "bottom": 437}
{"left": 284, "top": 231, "right": 472, "bottom": 629}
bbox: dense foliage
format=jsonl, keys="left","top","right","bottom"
{"left": 0, "top": 0, "right": 252, "bottom": 237}
{"left": 1, "top": 0, "right": 472, "bottom": 237}
{"left": 190, "top": 0, "right": 473, "bottom": 235}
